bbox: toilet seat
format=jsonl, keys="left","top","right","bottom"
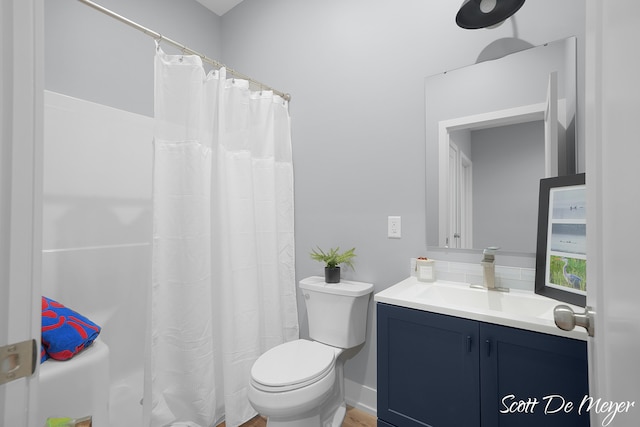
{"left": 251, "top": 339, "right": 335, "bottom": 392}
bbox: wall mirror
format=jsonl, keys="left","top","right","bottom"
{"left": 425, "top": 37, "right": 577, "bottom": 255}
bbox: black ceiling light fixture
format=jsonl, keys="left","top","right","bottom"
{"left": 456, "top": 0, "right": 526, "bottom": 29}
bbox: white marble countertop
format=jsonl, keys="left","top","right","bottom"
{"left": 375, "top": 277, "right": 588, "bottom": 341}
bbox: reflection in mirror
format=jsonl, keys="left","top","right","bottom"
{"left": 425, "top": 37, "right": 578, "bottom": 254}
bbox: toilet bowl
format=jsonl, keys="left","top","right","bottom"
{"left": 248, "top": 277, "right": 373, "bottom": 427}
{"left": 248, "top": 340, "right": 340, "bottom": 421}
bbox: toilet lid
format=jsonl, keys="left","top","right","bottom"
{"left": 251, "top": 340, "right": 335, "bottom": 390}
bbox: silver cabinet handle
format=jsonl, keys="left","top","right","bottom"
{"left": 554, "top": 305, "right": 595, "bottom": 337}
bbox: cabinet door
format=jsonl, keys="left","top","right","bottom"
{"left": 377, "top": 419, "right": 396, "bottom": 427}
{"left": 480, "top": 323, "right": 589, "bottom": 427}
{"left": 377, "top": 303, "right": 480, "bottom": 427}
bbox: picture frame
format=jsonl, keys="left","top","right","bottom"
{"left": 535, "top": 173, "right": 586, "bottom": 307}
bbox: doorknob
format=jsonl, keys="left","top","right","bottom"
{"left": 554, "top": 305, "right": 595, "bottom": 337}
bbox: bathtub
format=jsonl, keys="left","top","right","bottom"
{"left": 108, "top": 367, "right": 145, "bottom": 426}
{"left": 39, "top": 339, "right": 110, "bottom": 426}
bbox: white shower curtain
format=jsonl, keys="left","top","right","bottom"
{"left": 147, "top": 49, "right": 299, "bottom": 427}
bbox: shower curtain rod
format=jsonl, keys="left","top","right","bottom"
{"left": 76, "top": 0, "right": 291, "bottom": 101}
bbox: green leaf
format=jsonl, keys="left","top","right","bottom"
{"left": 309, "top": 246, "right": 356, "bottom": 269}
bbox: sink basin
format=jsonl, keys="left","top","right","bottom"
{"left": 416, "top": 285, "right": 556, "bottom": 319}
{"left": 374, "top": 277, "right": 587, "bottom": 340}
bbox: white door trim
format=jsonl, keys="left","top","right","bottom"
{"left": 438, "top": 100, "right": 563, "bottom": 248}
{"left": 585, "top": 0, "right": 640, "bottom": 425}
{"left": 0, "top": 0, "right": 43, "bottom": 426}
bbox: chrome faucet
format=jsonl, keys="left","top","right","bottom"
{"left": 474, "top": 247, "right": 509, "bottom": 292}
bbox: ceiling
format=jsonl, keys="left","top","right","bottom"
{"left": 195, "top": 0, "right": 245, "bottom": 16}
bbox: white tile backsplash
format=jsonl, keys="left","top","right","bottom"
{"left": 430, "top": 259, "right": 536, "bottom": 291}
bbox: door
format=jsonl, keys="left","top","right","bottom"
{"left": 0, "top": 0, "right": 43, "bottom": 426}
{"left": 448, "top": 143, "right": 460, "bottom": 248}
{"left": 480, "top": 323, "right": 589, "bottom": 427}
{"left": 459, "top": 152, "right": 473, "bottom": 249}
{"left": 544, "top": 71, "right": 558, "bottom": 177}
{"left": 447, "top": 143, "right": 473, "bottom": 249}
{"left": 584, "top": 1, "right": 640, "bottom": 426}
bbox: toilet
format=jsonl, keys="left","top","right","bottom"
{"left": 248, "top": 276, "right": 373, "bottom": 427}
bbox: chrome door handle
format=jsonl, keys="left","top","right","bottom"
{"left": 554, "top": 305, "right": 595, "bottom": 337}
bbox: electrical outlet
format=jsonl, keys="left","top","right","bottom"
{"left": 388, "top": 216, "right": 401, "bottom": 238}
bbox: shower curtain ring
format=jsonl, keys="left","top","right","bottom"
{"left": 154, "top": 34, "right": 163, "bottom": 51}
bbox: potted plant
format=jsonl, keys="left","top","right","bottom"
{"left": 309, "top": 246, "right": 356, "bottom": 283}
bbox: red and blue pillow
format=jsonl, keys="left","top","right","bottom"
{"left": 41, "top": 296, "right": 101, "bottom": 362}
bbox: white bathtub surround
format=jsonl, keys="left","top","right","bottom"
{"left": 43, "top": 91, "right": 153, "bottom": 425}
{"left": 39, "top": 340, "right": 110, "bottom": 426}
{"left": 149, "top": 50, "right": 298, "bottom": 427}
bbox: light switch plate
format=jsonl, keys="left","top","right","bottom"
{"left": 388, "top": 216, "right": 401, "bottom": 238}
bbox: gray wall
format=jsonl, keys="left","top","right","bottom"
{"left": 45, "top": 0, "right": 222, "bottom": 116}
{"left": 45, "top": 0, "right": 587, "bottom": 410}
{"left": 222, "top": 0, "right": 586, "bottom": 394}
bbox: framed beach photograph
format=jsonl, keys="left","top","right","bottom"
{"left": 535, "top": 173, "right": 586, "bottom": 306}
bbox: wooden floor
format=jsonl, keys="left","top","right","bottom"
{"left": 217, "top": 406, "right": 377, "bottom": 427}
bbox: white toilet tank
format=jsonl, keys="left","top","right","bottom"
{"left": 299, "top": 276, "right": 374, "bottom": 349}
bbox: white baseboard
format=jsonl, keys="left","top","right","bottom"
{"left": 344, "top": 378, "right": 377, "bottom": 416}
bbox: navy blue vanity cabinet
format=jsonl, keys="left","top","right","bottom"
{"left": 480, "top": 322, "right": 590, "bottom": 427}
{"left": 377, "top": 303, "right": 481, "bottom": 427}
{"left": 377, "top": 303, "right": 589, "bottom": 427}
